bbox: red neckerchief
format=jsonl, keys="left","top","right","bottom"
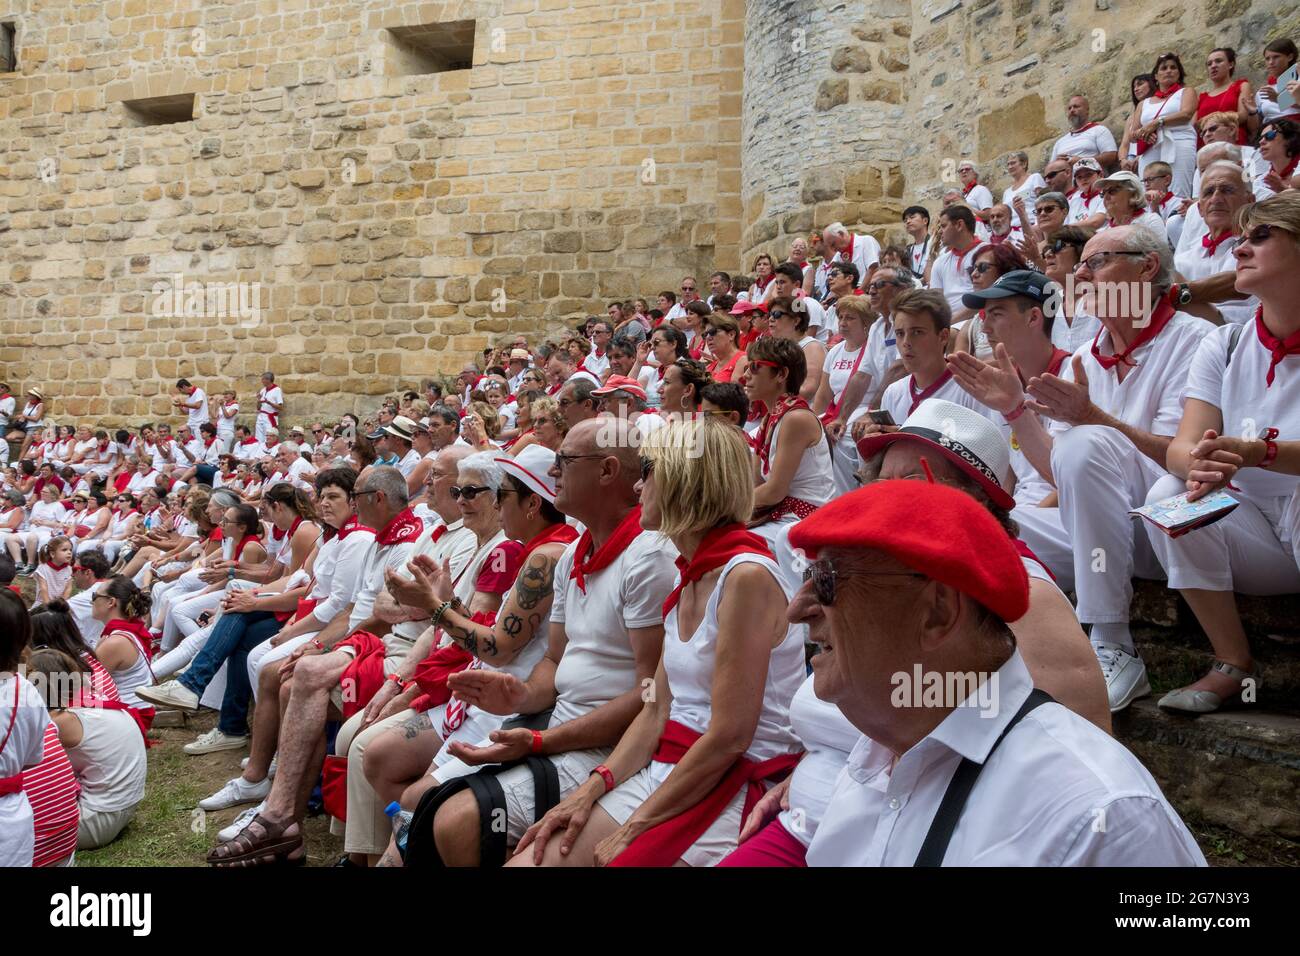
{"left": 952, "top": 240, "right": 980, "bottom": 269}
{"left": 1201, "top": 229, "right": 1237, "bottom": 257}
{"left": 103, "top": 618, "right": 155, "bottom": 661}
{"left": 546, "top": 380, "right": 563, "bottom": 396}
{"left": 754, "top": 273, "right": 775, "bottom": 292}
{"left": 1160, "top": 191, "right": 1175, "bottom": 206}
{"left": 752, "top": 393, "right": 811, "bottom": 472}
{"left": 45, "top": 561, "right": 70, "bottom": 572}
{"left": 376, "top": 507, "right": 423, "bottom": 546}
{"left": 239, "top": 437, "right": 258, "bottom": 446}
{"left": 221, "top": 471, "right": 236, "bottom": 481}
{"left": 519, "top": 522, "right": 579, "bottom": 564}
{"left": 908, "top": 369, "right": 954, "bottom": 415}
{"left": 989, "top": 231, "right": 1011, "bottom": 245}
{"left": 335, "top": 513, "right": 373, "bottom": 541}
{"left": 272, "top": 515, "right": 303, "bottom": 542}
{"left": 1255, "top": 306, "right": 1300, "bottom": 387}
{"left": 1279, "top": 155, "right": 1300, "bottom": 182}
{"left": 962, "top": 180, "right": 977, "bottom": 196}
{"left": 1073, "top": 121, "right": 1100, "bottom": 133}
{"left": 661, "top": 523, "right": 773, "bottom": 617}
{"left": 233, "top": 534, "right": 261, "bottom": 561}
{"left": 1090, "top": 289, "right": 1177, "bottom": 371}
{"left": 265, "top": 439, "right": 279, "bottom": 450}
{"left": 570, "top": 505, "right": 644, "bottom": 594}
{"left": 97, "top": 440, "right": 109, "bottom": 452}
{"left": 1268, "top": 74, "right": 1279, "bottom": 84}
{"left": 1046, "top": 347, "right": 1071, "bottom": 377}
{"left": 1152, "top": 83, "right": 1182, "bottom": 100}
{"left": 1079, "top": 188, "right": 1097, "bottom": 203}
{"left": 203, "top": 437, "right": 216, "bottom": 448}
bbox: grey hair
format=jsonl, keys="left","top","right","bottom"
{"left": 458, "top": 451, "right": 505, "bottom": 493}
{"left": 210, "top": 488, "right": 242, "bottom": 510}
{"left": 358, "top": 465, "right": 409, "bottom": 506}
{"left": 1197, "top": 141, "right": 1241, "bottom": 169}
{"left": 823, "top": 221, "right": 849, "bottom": 239}
{"left": 1036, "top": 190, "right": 1070, "bottom": 211}
{"left": 1202, "top": 160, "right": 1248, "bottom": 186}
{"left": 1010, "top": 150, "right": 1029, "bottom": 167}
{"left": 1116, "top": 225, "right": 1174, "bottom": 294}
{"left": 279, "top": 441, "right": 300, "bottom": 456}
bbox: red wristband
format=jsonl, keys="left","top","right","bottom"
{"left": 530, "top": 730, "right": 544, "bottom": 754}
{"left": 592, "top": 764, "right": 615, "bottom": 794}
{"left": 388, "top": 672, "right": 404, "bottom": 685}
{"left": 1260, "top": 427, "right": 1280, "bottom": 469}
{"left": 1003, "top": 403, "right": 1026, "bottom": 424}
{"left": 311, "top": 638, "right": 324, "bottom": 650}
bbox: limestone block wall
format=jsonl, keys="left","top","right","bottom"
{"left": 0, "top": 0, "right": 744, "bottom": 423}
{"left": 740, "top": 0, "right": 1298, "bottom": 263}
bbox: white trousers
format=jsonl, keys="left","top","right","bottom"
{"left": 1013, "top": 504, "right": 1077, "bottom": 594}
{"left": 1048, "top": 425, "right": 1165, "bottom": 624}
{"left": 255, "top": 416, "right": 273, "bottom": 445}
{"left": 151, "top": 622, "right": 227, "bottom": 710}
{"left": 1144, "top": 474, "right": 1300, "bottom": 595}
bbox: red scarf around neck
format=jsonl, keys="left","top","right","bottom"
{"left": 1201, "top": 229, "right": 1237, "bottom": 257}
{"left": 1255, "top": 306, "right": 1300, "bottom": 387}
{"left": 271, "top": 515, "right": 302, "bottom": 542}
{"left": 908, "top": 368, "right": 954, "bottom": 415}
{"left": 1090, "top": 288, "right": 1176, "bottom": 371}
{"left": 1152, "top": 83, "right": 1183, "bottom": 100}
{"left": 520, "top": 522, "right": 579, "bottom": 564}
{"left": 661, "top": 523, "right": 773, "bottom": 617}
{"left": 1073, "top": 121, "right": 1099, "bottom": 133}
{"left": 376, "top": 508, "right": 423, "bottom": 547}
{"left": 570, "top": 505, "right": 644, "bottom": 594}
{"left": 753, "top": 273, "right": 775, "bottom": 292}
{"left": 328, "top": 512, "right": 373, "bottom": 542}
{"left": 751, "top": 393, "right": 811, "bottom": 472}
{"left": 962, "top": 180, "right": 977, "bottom": 195}
{"left": 104, "top": 618, "right": 155, "bottom": 660}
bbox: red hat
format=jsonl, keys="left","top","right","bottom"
{"left": 730, "top": 299, "right": 766, "bottom": 316}
{"left": 787, "top": 479, "right": 1029, "bottom": 624}
{"left": 591, "top": 375, "right": 647, "bottom": 401}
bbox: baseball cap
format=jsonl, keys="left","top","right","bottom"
{"left": 1072, "top": 157, "right": 1102, "bottom": 177}
{"left": 961, "top": 269, "right": 1058, "bottom": 311}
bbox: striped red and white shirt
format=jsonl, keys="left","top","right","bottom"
{"left": 24, "top": 722, "right": 80, "bottom": 867}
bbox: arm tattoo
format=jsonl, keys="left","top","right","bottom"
{"left": 513, "top": 554, "right": 556, "bottom": 611}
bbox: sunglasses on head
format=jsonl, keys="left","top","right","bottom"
{"left": 450, "top": 485, "right": 493, "bottom": 501}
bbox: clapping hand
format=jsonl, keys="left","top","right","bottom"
{"left": 1025, "top": 355, "right": 1098, "bottom": 427}
{"left": 947, "top": 344, "right": 1026, "bottom": 416}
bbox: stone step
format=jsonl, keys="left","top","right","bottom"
{"left": 1128, "top": 579, "right": 1300, "bottom": 712}
{"left": 1114, "top": 699, "right": 1300, "bottom": 865}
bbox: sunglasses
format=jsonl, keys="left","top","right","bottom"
{"left": 803, "top": 558, "right": 926, "bottom": 606}
{"left": 1237, "top": 223, "right": 1289, "bottom": 248}
{"left": 967, "top": 262, "right": 998, "bottom": 276}
{"left": 450, "top": 485, "right": 493, "bottom": 501}
{"left": 639, "top": 456, "right": 655, "bottom": 481}
{"left": 1261, "top": 129, "right": 1281, "bottom": 142}
{"left": 553, "top": 452, "right": 605, "bottom": 471}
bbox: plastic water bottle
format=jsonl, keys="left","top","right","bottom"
{"left": 385, "top": 800, "right": 414, "bottom": 860}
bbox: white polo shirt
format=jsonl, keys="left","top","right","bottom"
{"left": 1067, "top": 190, "right": 1105, "bottom": 225}
{"left": 806, "top": 652, "right": 1206, "bottom": 866}
{"left": 928, "top": 244, "right": 980, "bottom": 314}
{"left": 232, "top": 438, "right": 264, "bottom": 462}
{"left": 829, "top": 234, "right": 882, "bottom": 290}
{"left": 184, "top": 388, "right": 209, "bottom": 431}
{"left": 547, "top": 531, "right": 679, "bottom": 727}
{"left": 864, "top": 313, "right": 899, "bottom": 392}
{"left": 307, "top": 525, "right": 377, "bottom": 628}
{"left": 1051, "top": 123, "right": 1118, "bottom": 163}
{"left": 1173, "top": 229, "right": 1257, "bottom": 325}
{"left": 880, "top": 371, "right": 998, "bottom": 428}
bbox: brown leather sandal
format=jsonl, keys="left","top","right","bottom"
{"left": 206, "top": 814, "right": 305, "bottom": 867}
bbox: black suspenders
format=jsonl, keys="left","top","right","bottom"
{"left": 913, "top": 688, "right": 1055, "bottom": 867}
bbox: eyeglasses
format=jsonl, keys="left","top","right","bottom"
{"left": 866, "top": 280, "right": 898, "bottom": 292}
{"left": 91, "top": 592, "right": 113, "bottom": 603}
{"left": 802, "top": 558, "right": 927, "bottom": 606}
{"left": 639, "top": 456, "right": 655, "bottom": 481}
{"left": 1140, "top": 175, "right": 1170, "bottom": 185}
{"left": 1236, "top": 223, "right": 1290, "bottom": 248}
{"left": 768, "top": 310, "right": 791, "bottom": 321}
{"left": 553, "top": 452, "right": 606, "bottom": 471}
{"left": 1080, "top": 250, "right": 1148, "bottom": 273}
{"left": 967, "top": 262, "right": 998, "bottom": 276}
{"left": 450, "top": 485, "right": 493, "bottom": 501}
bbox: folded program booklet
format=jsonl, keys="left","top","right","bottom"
{"left": 1129, "top": 490, "right": 1239, "bottom": 538}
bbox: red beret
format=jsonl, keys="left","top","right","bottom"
{"left": 787, "top": 479, "right": 1029, "bottom": 624}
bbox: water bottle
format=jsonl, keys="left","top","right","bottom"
{"left": 385, "top": 800, "right": 414, "bottom": 860}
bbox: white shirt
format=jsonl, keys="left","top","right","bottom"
{"left": 395, "top": 448, "right": 423, "bottom": 479}
{"left": 125, "top": 469, "right": 158, "bottom": 495}
{"left": 1067, "top": 189, "right": 1105, "bottom": 225}
{"left": 1173, "top": 226, "right": 1256, "bottom": 325}
{"left": 0, "top": 394, "right": 14, "bottom": 431}
{"left": 780, "top": 675, "right": 862, "bottom": 846}
{"left": 548, "top": 531, "right": 679, "bottom": 727}
{"left": 928, "top": 244, "right": 979, "bottom": 314}
{"left": 216, "top": 401, "right": 239, "bottom": 436}
{"left": 257, "top": 385, "right": 284, "bottom": 423}
{"left": 829, "top": 234, "right": 882, "bottom": 290}
{"left": 348, "top": 528, "right": 422, "bottom": 634}
{"left": 68, "top": 585, "right": 106, "bottom": 647}
{"left": 232, "top": 438, "right": 265, "bottom": 462}
{"left": 864, "top": 314, "right": 900, "bottom": 389}
{"left": 960, "top": 183, "right": 994, "bottom": 211}
{"left": 1097, "top": 211, "right": 1167, "bottom": 240}
{"left": 823, "top": 340, "right": 872, "bottom": 418}
{"left": 809, "top": 652, "right": 1205, "bottom": 867}
{"left": 664, "top": 302, "right": 688, "bottom": 324}
{"left": 906, "top": 237, "right": 932, "bottom": 278}
{"left": 183, "top": 387, "right": 209, "bottom": 431}
{"left": 1051, "top": 123, "right": 1118, "bottom": 163}
{"left": 881, "top": 372, "right": 999, "bottom": 429}
{"left": 583, "top": 350, "right": 610, "bottom": 380}
{"left": 1002, "top": 173, "right": 1047, "bottom": 226}
{"left": 798, "top": 295, "right": 831, "bottom": 342}
{"left": 65, "top": 707, "right": 149, "bottom": 814}
{"left": 390, "top": 519, "right": 482, "bottom": 643}
{"left": 0, "top": 674, "right": 50, "bottom": 867}
{"left": 308, "top": 525, "right": 378, "bottom": 627}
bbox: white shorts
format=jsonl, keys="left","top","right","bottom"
{"left": 427, "top": 701, "right": 509, "bottom": 770}
{"left": 432, "top": 745, "right": 610, "bottom": 847}
{"left": 597, "top": 760, "right": 748, "bottom": 868}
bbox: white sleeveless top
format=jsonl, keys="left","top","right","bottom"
{"left": 103, "top": 628, "right": 153, "bottom": 708}
{"left": 108, "top": 510, "right": 136, "bottom": 538}
{"left": 779, "top": 674, "right": 862, "bottom": 847}
{"left": 661, "top": 554, "right": 803, "bottom": 765}
{"left": 65, "top": 707, "right": 148, "bottom": 813}
{"left": 760, "top": 415, "right": 833, "bottom": 508}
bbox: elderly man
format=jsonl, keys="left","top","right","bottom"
{"left": 986, "top": 204, "right": 1024, "bottom": 247}
{"left": 1172, "top": 161, "right": 1256, "bottom": 324}
{"left": 789, "top": 480, "right": 1204, "bottom": 866}
{"left": 207, "top": 466, "right": 424, "bottom": 865}
{"left": 557, "top": 377, "right": 600, "bottom": 431}
{"left": 944, "top": 225, "right": 1213, "bottom": 712}
{"left": 403, "top": 419, "right": 677, "bottom": 867}
{"left": 957, "top": 161, "right": 994, "bottom": 218}
{"left": 255, "top": 372, "right": 283, "bottom": 445}
{"left": 823, "top": 221, "right": 880, "bottom": 292}
{"left": 1051, "top": 94, "right": 1119, "bottom": 169}
{"left": 546, "top": 349, "right": 599, "bottom": 397}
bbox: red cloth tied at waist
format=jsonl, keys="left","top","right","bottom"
{"left": 410, "top": 609, "right": 497, "bottom": 714}
{"left": 607, "top": 719, "right": 802, "bottom": 868}
{"left": 335, "top": 631, "right": 389, "bottom": 719}
{"left": 765, "top": 497, "right": 820, "bottom": 523}
{"left": 275, "top": 595, "right": 318, "bottom": 626}
{"left": 0, "top": 773, "right": 23, "bottom": 795}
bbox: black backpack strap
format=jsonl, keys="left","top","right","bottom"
{"left": 913, "top": 688, "right": 1055, "bottom": 867}
{"left": 466, "top": 772, "right": 510, "bottom": 866}
{"left": 404, "top": 774, "right": 475, "bottom": 868}
{"left": 523, "top": 755, "right": 562, "bottom": 823}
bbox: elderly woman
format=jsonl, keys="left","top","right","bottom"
{"left": 1173, "top": 161, "right": 1257, "bottom": 325}
{"left": 508, "top": 396, "right": 566, "bottom": 455}
{"left": 512, "top": 417, "right": 802, "bottom": 867}
{"left": 3, "top": 483, "right": 66, "bottom": 575}
{"left": 744, "top": 337, "right": 832, "bottom": 545}
{"left": 718, "top": 398, "right": 1109, "bottom": 867}
{"left": 767, "top": 297, "right": 825, "bottom": 401}
{"left": 1255, "top": 118, "right": 1300, "bottom": 199}
{"left": 952, "top": 242, "right": 1030, "bottom": 359}
{"left": 1002, "top": 150, "right": 1046, "bottom": 228}
{"left": 1020, "top": 190, "right": 1070, "bottom": 265}
{"left": 349, "top": 447, "right": 578, "bottom": 866}
{"left": 1141, "top": 192, "right": 1300, "bottom": 714}
{"left": 1121, "top": 54, "right": 1197, "bottom": 196}
{"left": 1096, "top": 171, "right": 1166, "bottom": 235}
{"left": 749, "top": 253, "right": 776, "bottom": 301}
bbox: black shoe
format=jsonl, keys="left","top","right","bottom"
{"left": 333, "top": 854, "right": 363, "bottom": 868}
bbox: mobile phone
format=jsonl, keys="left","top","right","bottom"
{"left": 867, "top": 409, "right": 896, "bottom": 427}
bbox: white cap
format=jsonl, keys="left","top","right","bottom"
{"left": 495, "top": 445, "right": 559, "bottom": 503}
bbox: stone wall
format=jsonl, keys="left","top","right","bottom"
{"left": 740, "top": 0, "right": 1299, "bottom": 263}
{"left": 0, "top": 0, "right": 744, "bottom": 423}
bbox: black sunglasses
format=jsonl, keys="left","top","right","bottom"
{"left": 639, "top": 456, "right": 655, "bottom": 481}
{"left": 802, "top": 559, "right": 926, "bottom": 606}
{"left": 450, "top": 485, "right": 492, "bottom": 501}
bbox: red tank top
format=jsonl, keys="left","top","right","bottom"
{"left": 1196, "top": 79, "right": 1246, "bottom": 145}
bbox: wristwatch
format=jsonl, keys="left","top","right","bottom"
{"left": 1176, "top": 285, "right": 1193, "bottom": 307}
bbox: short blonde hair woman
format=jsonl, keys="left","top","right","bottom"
{"left": 508, "top": 396, "right": 565, "bottom": 455}
{"left": 511, "top": 418, "right": 804, "bottom": 868}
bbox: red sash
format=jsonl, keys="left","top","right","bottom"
{"left": 1255, "top": 306, "right": 1300, "bottom": 388}
{"left": 908, "top": 369, "right": 954, "bottom": 416}
{"left": 752, "top": 393, "right": 812, "bottom": 473}
{"left": 103, "top": 619, "right": 156, "bottom": 661}
{"left": 606, "top": 719, "right": 802, "bottom": 867}
{"left": 661, "top": 523, "right": 772, "bottom": 617}
{"left": 1089, "top": 289, "right": 1176, "bottom": 371}
{"left": 68, "top": 693, "right": 153, "bottom": 743}
{"left": 570, "top": 506, "right": 644, "bottom": 594}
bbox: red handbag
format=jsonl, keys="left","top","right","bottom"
{"left": 321, "top": 754, "right": 348, "bottom": 821}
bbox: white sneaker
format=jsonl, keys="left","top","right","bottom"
{"left": 135, "top": 679, "right": 201, "bottom": 712}
{"left": 217, "top": 803, "right": 264, "bottom": 843}
{"left": 240, "top": 755, "right": 277, "bottom": 779}
{"left": 183, "top": 728, "right": 249, "bottom": 756}
{"left": 199, "top": 775, "right": 272, "bottom": 812}
{"left": 1093, "top": 642, "right": 1150, "bottom": 712}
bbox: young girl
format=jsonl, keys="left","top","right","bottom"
{"left": 33, "top": 536, "right": 75, "bottom": 607}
